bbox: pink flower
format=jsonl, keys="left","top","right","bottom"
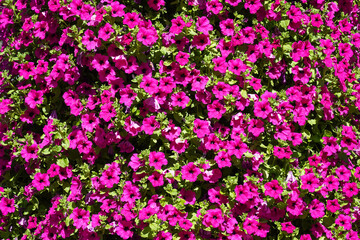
{"left": 123, "top": 12, "right": 140, "bottom": 29}
{"left": 91, "top": 54, "right": 110, "bottom": 72}
{"left": 326, "top": 199, "right": 340, "bottom": 213}
{"left": 309, "top": 199, "right": 325, "bottom": 219}
{"left": 248, "top": 77, "right": 262, "bottom": 91}
{"left": 338, "top": 42, "right": 353, "bottom": 59}
{"left": 206, "top": 0, "right": 223, "bottom": 14}
{"left": 180, "top": 189, "right": 196, "bottom": 205}
{"left": 286, "top": 197, "right": 306, "bottom": 216}
{"left": 301, "top": 173, "right": 320, "bottom": 192}
{"left": 140, "top": 76, "right": 158, "bottom": 95}
{"left": 148, "top": 0, "right": 165, "bottom": 10}
{"left": 214, "top": 151, "right": 231, "bottom": 168}
{"left": 119, "top": 85, "right": 137, "bottom": 107}
{"left": 213, "top": 57, "right": 228, "bottom": 73}
{"left": 0, "top": 197, "right": 15, "bottom": 216}
{"left": 181, "top": 162, "right": 201, "bottom": 182}
{"left": 264, "top": 180, "right": 283, "bottom": 199}
{"left": 82, "top": 29, "right": 101, "bottom": 51}
{"left": 70, "top": 208, "right": 90, "bottom": 229}
{"left": 176, "top": 51, "right": 190, "bottom": 66}
{"left": 336, "top": 165, "right": 351, "bottom": 182}
{"left": 234, "top": 184, "right": 251, "bottom": 204}
{"left": 0, "top": 99, "right": 12, "bottom": 114}
{"left": 254, "top": 100, "right": 272, "bottom": 119}
{"left": 207, "top": 100, "right": 226, "bottom": 119}
{"left": 311, "top": 13, "right": 323, "bottom": 28}
{"left": 192, "top": 34, "right": 210, "bottom": 51}
{"left": 292, "top": 65, "right": 311, "bottom": 84}
{"left": 247, "top": 119, "right": 264, "bottom": 137}
{"left": 81, "top": 113, "right": 99, "bottom": 132}
{"left": 99, "top": 103, "right": 116, "bottom": 122}
{"left": 148, "top": 151, "right": 167, "bottom": 170}
{"left": 196, "top": 16, "right": 213, "bottom": 34}
{"left": 193, "top": 119, "right": 210, "bottom": 138}
{"left": 142, "top": 116, "right": 160, "bottom": 135}
{"left": 220, "top": 19, "right": 234, "bottom": 36}
{"left": 343, "top": 182, "right": 358, "bottom": 198}
{"left": 171, "top": 92, "right": 190, "bottom": 109}
{"left": 324, "top": 175, "right": 339, "bottom": 192}
{"left": 32, "top": 173, "right": 50, "bottom": 191}
{"left": 137, "top": 27, "right": 158, "bottom": 46}
{"left": 148, "top": 172, "right": 164, "bottom": 187}
{"left": 20, "top": 107, "right": 40, "bottom": 123}
{"left": 170, "top": 16, "right": 186, "bottom": 34}
{"left": 228, "top": 58, "right": 248, "bottom": 75}
{"left": 98, "top": 23, "right": 114, "bottom": 41}
{"left": 281, "top": 222, "right": 296, "bottom": 234}
{"left": 203, "top": 208, "right": 224, "bottom": 228}
{"left": 335, "top": 214, "right": 352, "bottom": 230}
{"left": 21, "top": 143, "right": 38, "bottom": 162}
{"left": 121, "top": 181, "right": 141, "bottom": 204}
{"left": 225, "top": 0, "right": 241, "bottom": 6}
{"left": 110, "top": 2, "right": 125, "bottom": 17}
{"left": 100, "top": 168, "right": 120, "bottom": 188}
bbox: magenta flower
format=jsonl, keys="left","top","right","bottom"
{"left": 91, "top": 54, "right": 110, "bottom": 72}
{"left": 220, "top": 19, "right": 234, "bottom": 36}
{"left": 170, "top": 16, "right": 186, "bottom": 34}
{"left": 206, "top": 0, "right": 223, "bottom": 14}
{"left": 214, "top": 151, "right": 231, "bottom": 168}
{"left": 335, "top": 214, "right": 352, "bottom": 230}
{"left": 192, "top": 34, "right": 211, "bottom": 51}
{"left": 181, "top": 162, "right": 201, "bottom": 182}
{"left": 123, "top": 12, "right": 140, "bottom": 29}
{"left": 70, "top": 207, "right": 90, "bottom": 229}
{"left": 0, "top": 197, "right": 15, "bottom": 216}
{"left": 171, "top": 92, "right": 190, "bottom": 109}
{"left": 343, "top": 182, "right": 359, "bottom": 198}
{"left": 176, "top": 51, "right": 190, "bottom": 66}
{"left": 286, "top": 197, "right": 306, "bottom": 216}
{"left": 99, "top": 103, "right": 116, "bottom": 122}
{"left": 281, "top": 222, "right": 296, "bottom": 234}
{"left": 309, "top": 199, "right": 325, "bottom": 219}
{"left": 121, "top": 181, "right": 141, "bottom": 204}
{"left": 326, "top": 199, "right": 340, "bottom": 213}
{"left": 142, "top": 116, "right": 160, "bottom": 135}
{"left": 196, "top": 16, "right": 213, "bottom": 34}
{"left": 264, "top": 180, "right": 283, "bottom": 199}
{"left": 148, "top": 151, "right": 167, "bottom": 170}
{"left": 82, "top": 29, "right": 101, "bottom": 51}
{"left": 98, "top": 23, "right": 114, "bottom": 41}
{"left": 247, "top": 119, "right": 264, "bottom": 137}
{"left": 301, "top": 173, "right": 320, "bottom": 192}
{"left": 21, "top": 143, "right": 38, "bottom": 162}
{"left": 148, "top": 0, "right": 165, "bottom": 10}
{"left": 193, "top": 119, "right": 210, "bottom": 139}
{"left": 32, "top": 172, "right": 50, "bottom": 191}
{"left": 203, "top": 208, "right": 224, "bottom": 228}
{"left": 336, "top": 165, "right": 351, "bottom": 182}
{"left": 137, "top": 27, "right": 158, "bottom": 47}
{"left": 207, "top": 100, "right": 226, "bottom": 119}
{"left": 148, "top": 171, "right": 164, "bottom": 187}
{"left": 25, "top": 90, "right": 43, "bottom": 109}
{"left": 254, "top": 100, "right": 272, "bottom": 119}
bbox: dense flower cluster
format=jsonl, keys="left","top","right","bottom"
{"left": 1, "top": 0, "right": 360, "bottom": 239}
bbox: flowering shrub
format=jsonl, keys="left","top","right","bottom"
{"left": 1, "top": 0, "right": 360, "bottom": 239}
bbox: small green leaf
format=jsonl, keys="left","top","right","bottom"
{"left": 57, "top": 157, "right": 69, "bottom": 168}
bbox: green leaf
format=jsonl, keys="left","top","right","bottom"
{"left": 53, "top": 145, "right": 62, "bottom": 152}
{"left": 57, "top": 157, "right": 69, "bottom": 168}
{"left": 244, "top": 152, "right": 254, "bottom": 158}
